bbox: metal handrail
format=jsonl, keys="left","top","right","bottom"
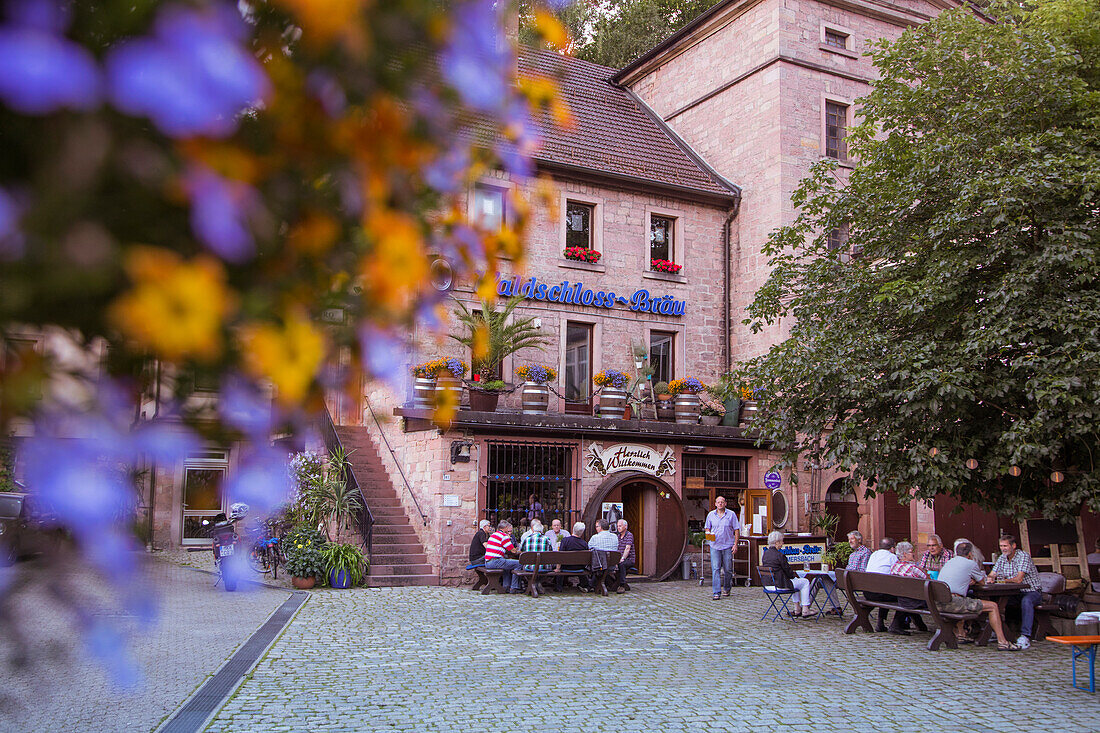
{"left": 319, "top": 404, "right": 374, "bottom": 560}
{"left": 365, "top": 395, "right": 428, "bottom": 526}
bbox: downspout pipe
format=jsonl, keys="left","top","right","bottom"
{"left": 722, "top": 197, "right": 740, "bottom": 374}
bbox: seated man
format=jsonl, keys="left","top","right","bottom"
{"left": 556, "top": 521, "right": 590, "bottom": 591}
{"left": 518, "top": 519, "right": 553, "bottom": 572}
{"left": 468, "top": 519, "right": 491, "bottom": 567}
{"left": 918, "top": 533, "right": 954, "bottom": 574}
{"left": 545, "top": 518, "right": 568, "bottom": 551}
{"left": 483, "top": 520, "right": 523, "bottom": 594}
{"left": 864, "top": 537, "right": 898, "bottom": 632}
{"left": 987, "top": 534, "right": 1042, "bottom": 650}
{"left": 938, "top": 542, "right": 1018, "bottom": 650}
{"left": 588, "top": 519, "right": 619, "bottom": 589}
{"left": 887, "top": 541, "right": 929, "bottom": 635}
{"left": 615, "top": 518, "right": 636, "bottom": 594}
{"left": 846, "top": 531, "right": 872, "bottom": 572}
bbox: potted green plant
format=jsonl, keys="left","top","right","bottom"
{"left": 468, "top": 379, "right": 506, "bottom": 412}
{"left": 669, "top": 377, "right": 706, "bottom": 423}
{"left": 823, "top": 541, "right": 853, "bottom": 569}
{"left": 593, "top": 369, "right": 629, "bottom": 419}
{"left": 700, "top": 394, "right": 725, "bottom": 426}
{"left": 286, "top": 544, "right": 326, "bottom": 589}
{"left": 709, "top": 373, "right": 741, "bottom": 427}
{"left": 517, "top": 364, "right": 555, "bottom": 413}
{"left": 451, "top": 295, "right": 549, "bottom": 388}
{"left": 811, "top": 512, "right": 840, "bottom": 547}
{"left": 321, "top": 542, "right": 367, "bottom": 588}
{"left": 653, "top": 381, "right": 673, "bottom": 421}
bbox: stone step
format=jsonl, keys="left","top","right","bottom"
{"left": 371, "top": 553, "right": 428, "bottom": 564}
{"left": 369, "top": 563, "right": 434, "bottom": 576}
{"left": 369, "top": 541, "right": 425, "bottom": 553}
{"left": 367, "top": 574, "right": 438, "bottom": 587}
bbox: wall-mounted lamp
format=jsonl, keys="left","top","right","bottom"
{"left": 683, "top": 445, "right": 705, "bottom": 453}
{"left": 450, "top": 439, "right": 473, "bottom": 464}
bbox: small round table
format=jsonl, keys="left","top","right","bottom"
{"left": 971, "top": 582, "right": 1028, "bottom": 646}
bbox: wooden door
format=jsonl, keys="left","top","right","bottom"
{"left": 623, "top": 482, "right": 644, "bottom": 574}
{"left": 825, "top": 500, "right": 860, "bottom": 542}
{"left": 656, "top": 486, "right": 687, "bottom": 579}
{"left": 882, "top": 490, "right": 911, "bottom": 542}
{"left": 932, "top": 494, "right": 1013, "bottom": 558}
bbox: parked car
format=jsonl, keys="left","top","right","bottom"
{"left": 0, "top": 492, "right": 59, "bottom": 563}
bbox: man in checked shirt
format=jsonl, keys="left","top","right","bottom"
{"left": 988, "top": 534, "right": 1042, "bottom": 650}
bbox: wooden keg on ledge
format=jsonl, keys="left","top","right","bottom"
{"left": 412, "top": 377, "right": 436, "bottom": 408}
{"left": 521, "top": 382, "right": 549, "bottom": 413}
{"left": 598, "top": 388, "right": 627, "bottom": 419}
{"left": 674, "top": 393, "right": 701, "bottom": 424}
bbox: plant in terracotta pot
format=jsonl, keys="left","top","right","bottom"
{"left": 653, "top": 381, "right": 674, "bottom": 420}
{"left": 286, "top": 544, "right": 326, "bottom": 589}
{"left": 321, "top": 542, "right": 367, "bottom": 588}
{"left": 700, "top": 394, "right": 726, "bottom": 426}
{"left": 468, "top": 379, "right": 506, "bottom": 412}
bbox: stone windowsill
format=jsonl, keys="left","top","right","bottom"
{"left": 819, "top": 43, "right": 860, "bottom": 60}
{"left": 558, "top": 258, "right": 606, "bottom": 274}
{"left": 642, "top": 270, "right": 687, "bottom": 285}
{"left": 821, "top": 156, "right": 855, "bottom": 170}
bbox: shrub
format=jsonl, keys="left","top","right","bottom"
{"left": 285, "top": 545, "right": 325, "bottom": 580}
{"left": 653, "top": 381, "right": 670, "bottom": 397}
{"left": 321, "top": 542, "right": 368, "bottom": 586}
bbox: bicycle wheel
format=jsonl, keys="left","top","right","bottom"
{"left": 248, "top": 544, "right": 271, "bottom": 574}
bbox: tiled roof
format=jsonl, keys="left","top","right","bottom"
{"left": 519, "top": 49, "right": 739, "bottom": 202}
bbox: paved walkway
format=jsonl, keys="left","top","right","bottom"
{"left": 207, "top": 581, "right": 1099, "bottom": 732}
{"left": 0, "top": 557, "right": 290, "bottom": 733}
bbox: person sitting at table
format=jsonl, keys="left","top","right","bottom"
{"left": 846, "top": 531, "right": 872, "bottom": 572}
{"left": 988, "top": 534, "right": 1042, "bottom": 650}
{"left": 468, "top": 519, "right": 492, "bottom": 565}
{"left": 938, "top": 542, "right": 1018, "bottom": 650}
{"left": 953, "top": 537, "right": 986, "bottom": 568}
{"left": 918, "top": 533, "right": 954, "bottom": 574}
{"left": 761, "top": 531, "right": 814, "bottom": 618}
{"left": 518, "top": 519, "right": 553, "bottom": 571}
{"left": 556, "top": 521, "right": 590, "bottom": 591}
{"left": 484, "top": 520, "right": 523, "bottom": 594}
{"left": 545, "top": 518, "right": 568, "bottom": 551}
{"left": 864, "top": 538, "right": 898, "bottom": 631}
{"left": 886, "top": 541, "right": 930, "bottom": 635}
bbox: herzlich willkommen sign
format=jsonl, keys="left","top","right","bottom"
{"left": 585, "top": 443, "right": 676, "bottom": 478}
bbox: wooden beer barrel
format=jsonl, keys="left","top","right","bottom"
{"left": 435, "top": 375, "right": 464, "bottom": 406}
{"left": 674, "top": 393, "right": 701, "bottom": 424}
{"left": 521, "top": 382, "right": 549, "bottom": 413}
{"left": 598, "top": 387, "right": 626, "bottom": 419}
{"left": 739, "top": 399, "right": 758, "bottom": 426}
{"left": 413, "top": 377, "right": 436, "bottom": 408}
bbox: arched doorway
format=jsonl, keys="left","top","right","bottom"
{"left": 825, "top": 478, "right": 859, "bottom": 543}
{"left": 582, "top": 471, "right": 687, "bottom": 580}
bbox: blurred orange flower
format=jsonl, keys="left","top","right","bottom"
{"left": 360, "top": 208, "right": 428, "bottom": 314}
{"left": 240, "top": 312, "right": 327, "bottom": 405}
{"left": 110, "top": 248, "right": 234, "bottom": 362}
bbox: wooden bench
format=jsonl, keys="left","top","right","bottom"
{"left": 475, "top": 550, "right": 622, "bottom": 596}
{"left": 1048, "top": 635, "right": 1100, "bottom": 693}
{"left": 843, "top": 570, "right": 982, "bottom": 651}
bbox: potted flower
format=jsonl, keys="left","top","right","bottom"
{"left": 435, "top": 357, "right": 467, "bottom": 405}
{"left": 700, "top": 395, "right": 725, "bottom": 426}
{"left": 740, "top": 384, "right": 763, "bottom": 426}
{"left": 651, "top": 258, "right": 683, "bottom": 274}
{"left": 669, "top": 377, "right": 706, "bottom": 423}
{"left": 410, "top": 358, "right": 442, "bottom": 408}
{"left": 709, "top": 373, "right": 741, "bottom": 427}
{"left": 653, "top": 381, "right": 674, "bottom": 421}
{"left": 321, "top": 542, "right": 367, "bottom": 589}
{"left": 593, "top": 369, "right": 629, "bottom": 419}
{"left": 286, "top": 543, "right": 326, "bottom": 589}
{"left": 564, "top": 246, "right": 601, "bottom": 264}
{"left": 517, "top": 364, "right": 556, "bottom": 413}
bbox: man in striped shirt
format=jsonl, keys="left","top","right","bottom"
{"left": 484, "top": 520, "right": 523, "bottom": 593}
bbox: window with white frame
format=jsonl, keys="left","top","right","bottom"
{"left": 473, "top": 183, "right": 505, "bottom": 231}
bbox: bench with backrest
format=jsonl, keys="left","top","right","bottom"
{"left": 515, "top": 550, "right": 623, "bottom": 597}
{"left": 843, "top": 570, "right": 982, "bottom": 651}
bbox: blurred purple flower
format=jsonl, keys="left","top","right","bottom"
{"left": 306, "top": 71, "right": 346, "bottom": 117}
{"left": 226, "top": 446, "right": 291, "bottom": 517}
{"left": 360, "top": 324, "right": 406, "bottom": 389}
{"left": 186, "top": 167, "right": 258, "bottom": 261}
{"left": 0, "top": 26, "right": 100, "bottom": 114}
{"left": 105, "top": 4, "right": 269, "bottom": 138}
{"left": 131, "top": 423, "right": 201, "bottom": 465}
{"left": 6, "top": 0, "right": 68, "bottom": 33}
{"left": 441, "top": 0, "right": 509, "bottom": 112}
{"left": 451, "top": 223, "right": 484, "bottom": 260}
{"left": 83, "top": 616, "right": 142, "bottom": 690}
{"left": 0, "top": 187, "right": 24, "bottom": 259}
{"left": 424, "top": 145, "right": 470, "bottom": 193}
{"left": 219, "top": 375, "right": 273, "bottom": 438}
{"left": 542, "top": 0, "right": 575, "bottom": 9}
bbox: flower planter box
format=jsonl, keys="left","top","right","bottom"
{"left": 740, "top": 399, "right": 758, "bottom": 426}
{"left": 412, "top": 376, "right": 435, "bottom": 408}
{"left": 467, "top": 389, "right": 500, "bottom": 412}
{"left": 701, "top": 414, "right": 721, "bottom": 426}
{"left": 435, "top": 375, "right": 464, "bottom": 405}
{"left": 656, "top": 398, "right": 675, "bottom": 421}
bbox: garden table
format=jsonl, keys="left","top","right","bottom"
{"left": 971, "top": 581, "right": 1028, "bottom": 646}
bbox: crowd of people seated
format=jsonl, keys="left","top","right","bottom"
{"left": 469, "top": 517, "right": 636, "bottom": 595}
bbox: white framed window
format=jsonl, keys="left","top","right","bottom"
{"left": 472, "top": 183, "right": 506, "bottom": 231}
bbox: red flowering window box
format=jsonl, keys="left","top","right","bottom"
{"left": 564, "top": 246, "right": 601, "bottom": 264}
{"left": 651, "top": 258, "right": 682, "bottom": 274}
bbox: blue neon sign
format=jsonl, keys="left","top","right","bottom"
{"left": 496, "top": 275, "right": 686, "bottom": 316}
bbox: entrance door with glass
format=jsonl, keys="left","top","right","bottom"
{"left": 181, "top": 451, "right": 229, "bottom": 543}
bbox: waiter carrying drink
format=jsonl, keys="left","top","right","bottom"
{"left": 706, "top": 495, "right": 742, "bottom": 600}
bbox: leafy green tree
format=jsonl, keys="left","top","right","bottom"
{"left": 743, "top": 2, "right": 1100, "bottom": 520}
{"left": 523, "top": 0, "right": 718, "bottom": 68}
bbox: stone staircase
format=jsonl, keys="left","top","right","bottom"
{"left": 334, "top": 426, "right": 437, "bottom": 587}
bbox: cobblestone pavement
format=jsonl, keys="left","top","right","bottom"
{"left": 0, "top": 556, "right": 290, "bottom": 733}
{"left": 207, "top": 580, "right": 1099, "bottom": 732}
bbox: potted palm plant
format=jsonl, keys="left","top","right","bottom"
{"left": 321, "top": 542, "right": 367, "bottom": 588}
{"left": 451, "top": 296, "right": 549, "bottom": 411}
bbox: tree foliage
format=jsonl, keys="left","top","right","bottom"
{"left": 743, "top": 2, "right": 1100, "bottom": 520}
{"left": 523, "top": 0, "right": 718, "bottom": 68}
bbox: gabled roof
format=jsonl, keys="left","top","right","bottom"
{"left": 520, "top": 49, "right": 740, "bottom": 206}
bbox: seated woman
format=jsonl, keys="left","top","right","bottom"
{"left": 761, "top": 531, "right": 814, "bottom": 618}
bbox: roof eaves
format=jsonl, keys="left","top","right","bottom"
{"left": 534, "top": 158, "right": 739, "bottom": 208}
{"left": 612, "top": 0, "right": 737, "bottom": 84}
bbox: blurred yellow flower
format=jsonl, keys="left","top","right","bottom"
{"left": 240, "top": 312, "right": 327, "bottom": 405}
{"left": 275, "top": 0, "right": 368, "bottom": 45}
{"left": 533, "top": 10, "right": 569, "bottom": 49}
{"left": 518, "top": 74, "right": 573, "bottom": 129}
{"left": 288, "top": 212, "right": 340, "bottom": 256}
{"left": 360, "top": 208, "right": 428, "bottom": 314}
{"left": 110, "top": 248, "right": 234, "bottom": 362}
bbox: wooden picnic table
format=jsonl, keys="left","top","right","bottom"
{"left": 971, "top": 582, "right": 1028, "bottom": 646}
